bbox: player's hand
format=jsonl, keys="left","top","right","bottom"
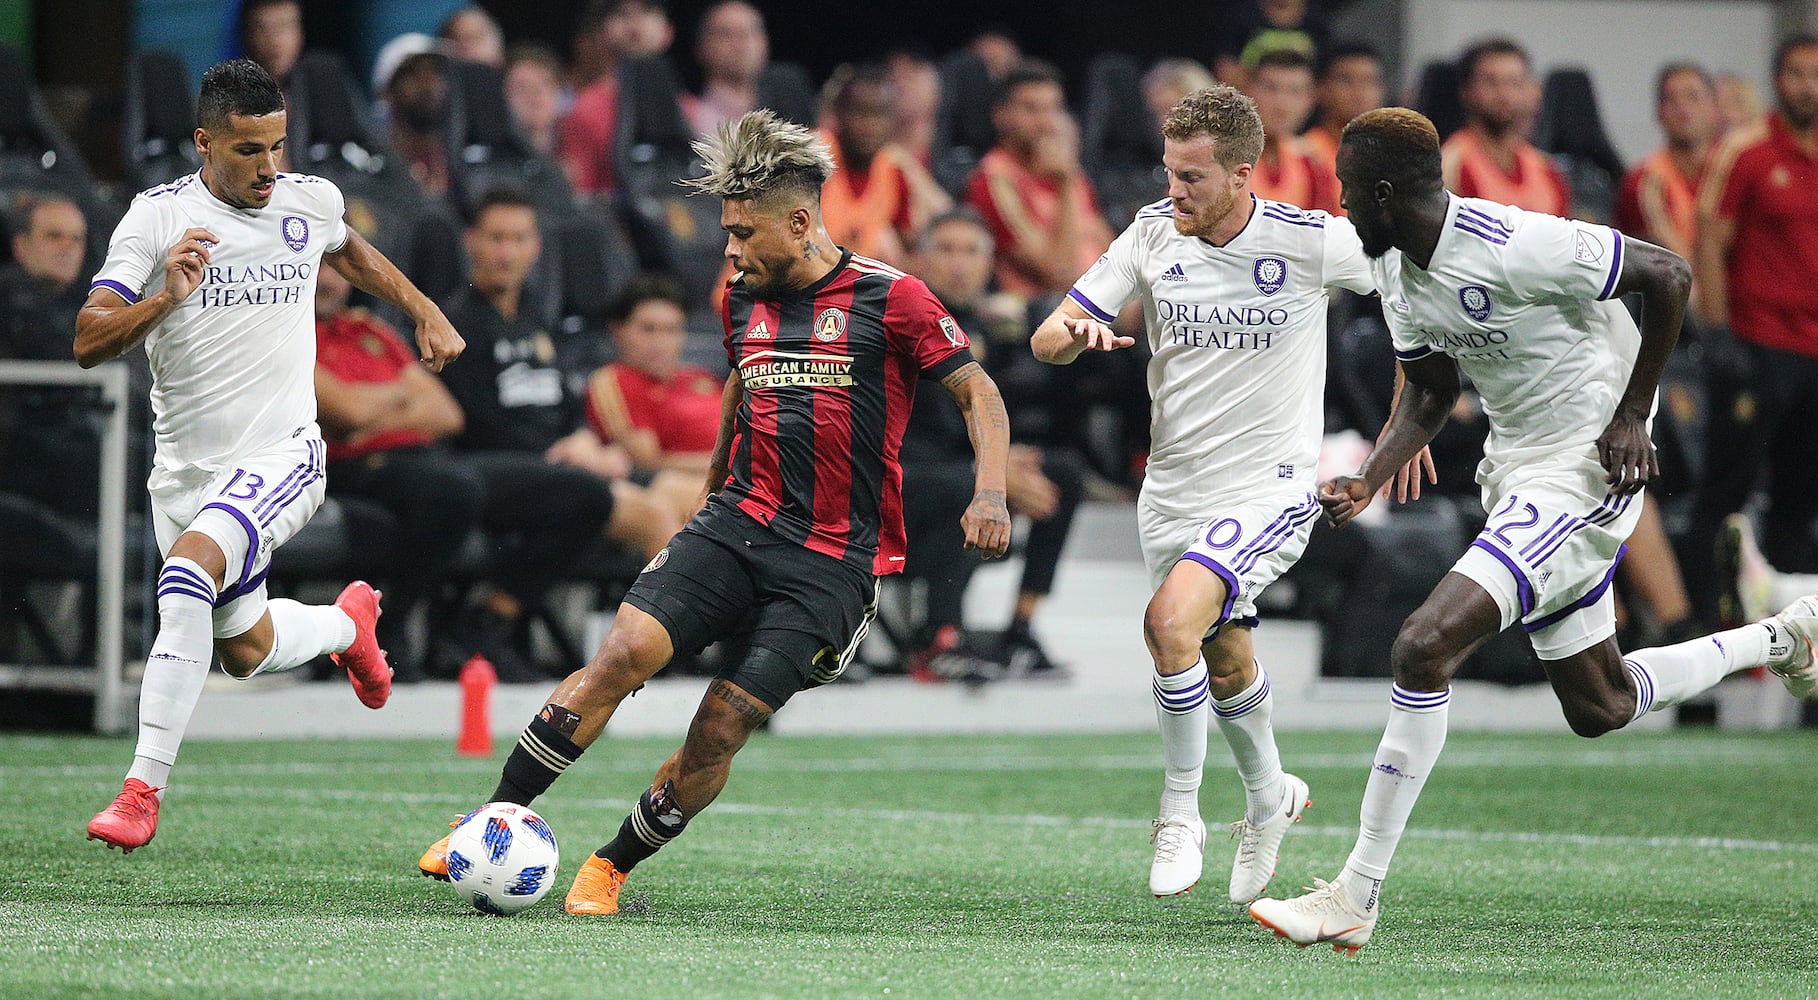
{"left": 163, "top": 228, "right": 219, "bottom": 302}
{"left": 1381, "top": 445, "right": 1437, "bottom": 504}
{"left": 414, "top": 309, "right": 465, "bottom": 372}
{"left": 961, "top": 488, "right": 1012, "bottom": 559}
{"left": 1062, "top": 316, "right": 1135, "bottom": 352}
{"left": 1596, "top": 408, "right": 1656, "bottom": 495}
{"left": 1318, "top": 474, "right": 1375, "bottom": 528}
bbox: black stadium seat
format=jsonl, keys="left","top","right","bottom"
{"left": 1411, "top": 60, "right": 1466, "bottom": 141}
{"left": 1082, "top": 53, "right": 1164, "bottom": 227}
{"left": 0, "top": 43, "right": 94, "bottom": 200}
{"left": 757, "top": 61, "right": 817, "bottom": 126}
{"left": 1533, "top": 68, "right": 1626, "bottom": 223}
{"left": 445, "top": 58, "right": 575, "bottom": 219}
{"left": 123, "top": 50, "right": 201, "bottom": 192}
{"left": 931, "top": 50, "right": 995, "bottom": 196}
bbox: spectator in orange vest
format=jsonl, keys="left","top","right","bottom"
{"left": 1616, "top": 63, "right": 1720, "bottom": 274}
{"left": 819, "top": 64, "right": 952, "bottom": 267}
{"left": 1243, "top": 49, "right": 1340, "bottom": 214}
{"left": 1441, "top": 38, "right": 1571, "bottom": 216}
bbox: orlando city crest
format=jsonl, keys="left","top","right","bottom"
{"left": 1252, "top": 256, "right": 1286, "bottom": 296}
{"left": 815, "top": 307, "right": 847, "bottom": 342}
{"left": 1459, "top": 284, "right": 1492, "bottom": 322}
{"left": 282, "top": 215, "right": 309, "bottom": 253}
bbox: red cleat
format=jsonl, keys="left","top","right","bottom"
{"left": 331, "top": 581, "right": 391, "bottom": 708}
{"left": 87, "top": 778, "right": 161, "bottom": 853}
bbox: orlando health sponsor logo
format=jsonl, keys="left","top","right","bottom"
{"left": 1156, "top": 297, "right": 1289, "bottom": 352}
{"left": 196, "top": 261, "right": 313, "bottom": 309}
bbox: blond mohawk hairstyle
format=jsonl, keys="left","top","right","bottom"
{"left": 680, "top": 109, "right": 836, "bottom": 202}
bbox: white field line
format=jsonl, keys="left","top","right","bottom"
{"left": 0, "top": 744, "right": 1776, "bottom": 781}
{"left": 123, "top": 782, "right": 1818, "bottom": 857}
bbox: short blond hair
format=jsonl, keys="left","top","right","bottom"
{"left": 1161, "top": 85, "right": 1264, "bottom": 168}
{"left": 681, "top": 109, "right": 836, "bottom": 204}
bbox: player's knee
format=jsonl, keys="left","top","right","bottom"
{"left": 1143, "top": 599, "right": 1203, "bottom": 668}
{"left": 1560, "top": 697, "right": 1626, "bottom": 738}
{"left": 1389, "top": 621, "right": 1454, "bottom": 691}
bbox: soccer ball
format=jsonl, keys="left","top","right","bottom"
{"left": 444, "top": 803, "right": 559, "bottom": 916}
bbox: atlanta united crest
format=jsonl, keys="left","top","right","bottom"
{"left": 282, "top": 215, "right": 309, "bottom": 253}
{"left": 815, "top": 307, "right": 847, "bottom": 342}
{"left": 1459, "top": 285, "right": 1492, "bottom": 322}
{"left": 1252, "top": 256, "right": 1286, "bottom": 296}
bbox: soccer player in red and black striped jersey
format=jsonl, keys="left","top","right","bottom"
{"left": 417, "top": 110, "right": 1013, "bottom": 914}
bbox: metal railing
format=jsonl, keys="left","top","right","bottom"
{"left": 0, "top": 359, "right": 130, "bottom": 733}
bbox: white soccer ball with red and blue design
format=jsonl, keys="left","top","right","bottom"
{"left": 444, "top": 802, "right": 559, "bottom": 915}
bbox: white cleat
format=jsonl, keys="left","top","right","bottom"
{"left": 1227, "top": 773, "right": 1311, "bottom": 904}
{"left": 1764, "top": 595, "right": 1818, "bottom": 700}
{"left": 1149, "top": 815, "right": 1206, "bottom": 898}
{"left": 1249, "top": 877, "right": 1377, "bottom": 955}
{"left": 1718, "top": 514, "right": 1775, "bottom": 625}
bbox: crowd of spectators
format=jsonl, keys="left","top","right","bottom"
{"left": 2, "top": 0, "right": 1815, "bottom": 690}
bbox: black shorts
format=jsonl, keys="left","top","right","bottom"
{"left": 623, "top": 499, "right": 878, "bottom": 710}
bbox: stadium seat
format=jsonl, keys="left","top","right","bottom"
{"left": 122, "top": 50, "right": 201, "bottom": 192}
{"left": 1533, "top": 68, "right": 1626, "bottom": 223}
{"left": 611, "top": 56, "right": 695, "bottom": 275}
{"left": 757, "top": 61, "right": 818, "bottom": 125}
{"left": 0, "top": 43, "right": 94, "bottom": 201}
{"left": 444, "top": 58, "right": 576, "bottom": 219}
{"left": 1410, "top": 60, "right": 1466, "bottom": 141}
{"left": 0, "top": 491, "right": 97, "bottom": 665}
{"left": 931, "top": 51, "right": 995, "bottom": 196}
{"left": 1082, "top": 53, "right": 1165, "bottom": 227}
{"left": 552, "top": 209, "right": 638, "bottom": 378}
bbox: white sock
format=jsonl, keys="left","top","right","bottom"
{"left": 1212, "top": 662, "right": 1286, "bottom": 825}
{"left": 246, "top": 599, "right": 356, "bottom": 677}
{"left": 130, "top": 557, "right": 219, "bottom": 798}
{"left": 1153, "top": 658, "right": 1209, "bottom": 821}
{"left": 1624, "top": 622, "right": 1774, "bottom": 719}
{"left": 1339, "top": 685, "right": 1451, "bottom": 913}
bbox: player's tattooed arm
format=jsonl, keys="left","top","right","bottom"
{"left": 941, "top": 361, "right": 1013, "bottom": 557}
{"left": 707, "top": 679, "right": 772, "bottom": 727}
{"left": 75, "top": 227, "right": 218, "bottom": 367}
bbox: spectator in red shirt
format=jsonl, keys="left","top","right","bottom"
{"left": 583, "top": 274, "right": 722, "bottom": 521}
{"left": 686, "top": 0, "right": 769, "bottom": 136}
{"left": 559, "top": 0, "right": 675, "bottom": 195}
{"left": 439, "top": 6, "right": 504, "bottom": 68}
{"left": 1441, "top": 38, "right": 1571, "bottom": 216}
{"left": 240, "top": 0, "right": 303, "bottom": 86}
{"left": 1688, "top": 34, "right": 1818, "bottom": 616}
{"left": 1243, "top": 48, "right": 1340, "bottom": 214}
{"left": 964, "top": 61, "right": 1114, "bottom": 297}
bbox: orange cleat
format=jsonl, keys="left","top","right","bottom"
{"left": 331, "top": 581, "right": 391, "bottom": 709}
{"left": 418, "top": 814, "right": 472, "bottom": 880}
{"left": 564, "top": 854, "right": 629, "bottom": 915}
{"left": 87, "top": 778, "right": 161, "bottom": 853}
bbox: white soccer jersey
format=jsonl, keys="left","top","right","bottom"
{"left": 91, "top": 172, "right": 348, "bottom": 489}
{"left": 1376, "top": 195, "right": 1639, "bottom": 491}
{"left": 1068, "top": 195, "right": 1375, "bottom": 518}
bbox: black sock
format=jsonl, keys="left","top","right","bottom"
{"left": 597, "top": 779, "right": 688, "bottom": 872}
{"left": 491, "top": 713, "right": 585, "bottom": 805}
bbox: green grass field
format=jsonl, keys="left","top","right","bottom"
{"left": 3, "top": 729, "right": 1815, "bottom": 999}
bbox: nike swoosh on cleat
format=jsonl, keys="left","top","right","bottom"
{"left": 1313, "top": 920, "right": 1367, "bottom": 943}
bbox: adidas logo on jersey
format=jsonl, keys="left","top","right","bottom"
{"left": 1160, "top": 263, "right": 1188, "bottom": 282}
{"left": 747, "top": 320, "right": 772, "bottom": 340}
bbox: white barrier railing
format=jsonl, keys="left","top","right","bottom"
{"left": 0, "top": 359, "right": 130, "bottom": 733}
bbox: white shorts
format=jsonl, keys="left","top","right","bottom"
{"left": 1138, "top": 490, "right": 1321, "bottom": 629}
{"left": 1452, "top": 457, "right": 1643, "bottom": 660}
{"left": 149, "top": 437, "right": 327, "bottom": 639}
